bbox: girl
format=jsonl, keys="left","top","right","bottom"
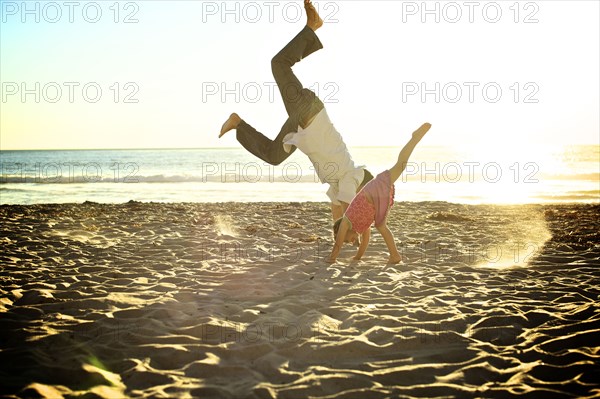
{"left": 326, "top": 123, "right": 432, "bottom": 264}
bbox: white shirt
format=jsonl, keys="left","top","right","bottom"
{"left": 283, "top": 108, "right": 364, "bottom": 203}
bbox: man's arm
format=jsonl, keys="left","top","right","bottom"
{"left": 326, "top": 218, "right": 350, "bottom": 263}
{"left": 330, "top": 201, "right": 349, "bottom": 222}
{"left": 331, "top": 203, "right": 343, "bottom": 221}
{"left": 353, "top": 229, "right": 371, "bottom": 260}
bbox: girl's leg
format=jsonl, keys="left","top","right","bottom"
{"left": 376, "top": 223, "right": 402, "bottom": 264}
{"left": 389, "top": 123, "right": 432, "bottom": 183}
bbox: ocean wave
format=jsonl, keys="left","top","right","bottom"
{"left": 543, "top": 173, "right": 600, "bottom": 181}
{"left": 533, "top": 191, "right": 600, "bottom": 202}
{"left": 0, "top": 174, "right": 321, "bottom": 184}
{"left": 2, "top": 172, "right": 598, "bottom": 185}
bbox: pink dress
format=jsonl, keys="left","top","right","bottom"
{"left": 344, "top": 170, "right": 395, "bottom": 234}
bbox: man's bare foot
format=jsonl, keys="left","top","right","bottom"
{"left": 219, "top": 113, "right": 242, "bottom": 138}
{"left": 412, "top": 122, "right": 432, "bottom": 141}
{"left": 305, "top": 0, "right": 323, "bottom": 31}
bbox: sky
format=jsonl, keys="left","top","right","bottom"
{"left": 0, "top": 0, "right": 599, "bottom": 152}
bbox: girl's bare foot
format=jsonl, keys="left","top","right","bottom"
{"left": 219, "top": 113, "right": 242, "bottom": 138}
{"left": 388, "top": 255, "right": 402, "bottom": 264}
{"left": 412, "top": 123, "right": 432, "bottom": 141}
{"left": 305, "top": 0, "right": 323, "bottom": 31}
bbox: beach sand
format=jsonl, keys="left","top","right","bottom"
{"left": 1, "top": 201, "right": 599, "bottom": 398}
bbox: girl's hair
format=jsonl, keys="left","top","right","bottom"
{"left": 333, "top": 217, "right": 361, "bottom": 246}
{"left": 333, "top": 218, "right": 343, "bottom": 239}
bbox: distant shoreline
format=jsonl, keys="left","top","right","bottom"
{"left": 1, "top": 144, "right": 597, "bottom": 152}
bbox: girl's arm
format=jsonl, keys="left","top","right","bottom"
{"left": 326, "top": 218, "right": 351, "bottom": 263}
{"left": 376, "top": 223, "right": 402, "bottom": 264}
{"left": 353, "top": 228, "right": 371, "bottom": 260}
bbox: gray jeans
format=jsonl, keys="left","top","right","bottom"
{"left": 235, "top": 26, "right": 325, "bottom": 165}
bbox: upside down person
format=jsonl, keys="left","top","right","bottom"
{"left": 326, "top": 123, "right": 432, "bottom": 264}
{"left": 219, "top": 0, "right": 373, "bottom": 223}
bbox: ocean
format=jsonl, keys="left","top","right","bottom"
{"left": 1, "top": 145, "right": 598, "bottom": 205}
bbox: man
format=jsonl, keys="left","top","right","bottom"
{"left": 219, "top": 0, "right": 372, "bottom": 221}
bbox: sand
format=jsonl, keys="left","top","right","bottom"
{"left": 0, "top": 201, "right": 599, "bottom": 398}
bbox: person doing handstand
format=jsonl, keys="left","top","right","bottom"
{"left": 326, "top": 123, "right": 432, "bottom": 264}
{"left": 219, "top": 0, "right": 372, "bottom": 222}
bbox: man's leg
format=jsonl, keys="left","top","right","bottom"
{"left": 219, "top": 0, "right": 324, "bottom": 164}
{"left": 234, "top": 117, "right": 299, "bottom": 165}
{"left": 271, "top": 0, "right": 323, "bottom": 115}
{"left": 271, "top": 25, "right": 324, "bottom": 125}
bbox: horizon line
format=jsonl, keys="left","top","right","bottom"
{"left": 1, "top": 143, "right": 598, "bottom": 152}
